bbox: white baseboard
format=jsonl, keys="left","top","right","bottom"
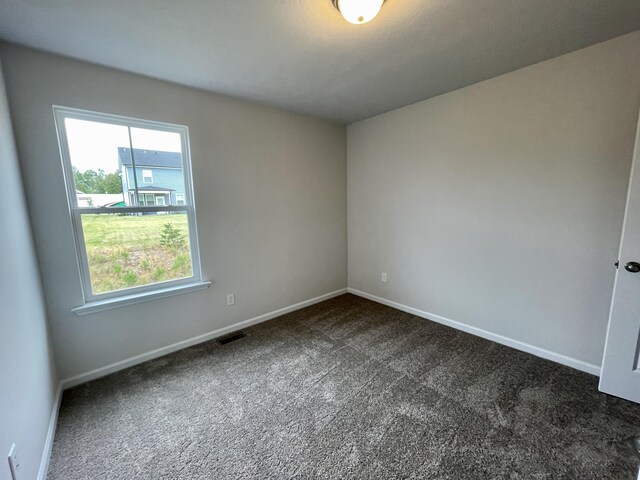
{"left": 60, "top": 288, "right": 348, "bottom": 390}
{"left": 39, "top": 286, "right": 598, "bottom": 478}
{"left": 347, "top": 288, "right": 601, "bottom": 377}
{"left": 37, "top": 381, "right": 63, "bottom": 480}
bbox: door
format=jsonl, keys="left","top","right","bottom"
{"left": 600, "top": 112, "right": 640, "bottom": 403}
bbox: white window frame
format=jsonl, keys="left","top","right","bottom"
{"left": 155, "top": 195, "right": 166, "bottom": 206}
{"left": 142, "top": 169, "right": 153, "bottom": 184}
{"left": 53, "top": 106, "right": 205, "bottom": 308}
{"left": 176, "top": 194, "right": 185, "bottom": 206}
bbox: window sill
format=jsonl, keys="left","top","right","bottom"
{"left": 72, "top": 281, "right": 212, "bottom": 316}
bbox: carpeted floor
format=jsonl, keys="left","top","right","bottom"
{"left": 48, "top": 294, "right": 640, "bottom": 479}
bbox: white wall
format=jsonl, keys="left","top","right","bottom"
{"left": 0, "top": 63, "right": 58, "bottom": 480}
{"left": 0, "top": 43, "right": 347, "bottom": 381}
{"left": 348, "top": 31, "right": 640, "bottom": 370}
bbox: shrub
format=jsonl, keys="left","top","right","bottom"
{"left": 122, "top": 270, "right": 138, "bottom": 286}
{"left": 172, "top": 254, "right": 189, "bottom": 271}
{"left": 152, "top": 267, "right": 166, "bottom": 281}
{"left": 160, "top": 223, "right": 187, "bottom": 249}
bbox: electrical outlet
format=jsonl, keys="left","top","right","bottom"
{"left": 381, "top": 272, "right": 388, "bottom": 283}
{"left": 8, "top": 443, "right": 19, "bottom": 480}
{"left": 226, "top": 293, "right": 235, "bottom": 306}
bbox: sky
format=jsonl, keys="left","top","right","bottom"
{"left": 65, "top": 118, "right": 182, "bottom": 173}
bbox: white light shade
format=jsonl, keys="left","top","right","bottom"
{"left": 337, "top": 0, "right": 384, "bottom": 25}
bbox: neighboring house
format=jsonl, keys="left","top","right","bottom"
{"left": 118, "top": 148, "right": 186, "bottom": 206}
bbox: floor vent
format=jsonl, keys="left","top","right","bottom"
{"left": 217, "top": 331, "right": 246, "bottom": 345}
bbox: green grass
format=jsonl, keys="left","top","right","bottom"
{"left": 81, "top": 213, "right": 192, "bottom": 294}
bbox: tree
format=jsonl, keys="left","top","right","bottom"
{"left": 102, "top": 172, "right": 123, "bottom": 194}
{"left": 73, "top": 167, "right": 123, "bottom": 194}
{"left": 160, "top": 223, "right": 187, "bottom": 249}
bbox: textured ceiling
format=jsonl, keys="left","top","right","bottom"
{"left": 0, "top": 0, "right": 639, "bottom": 123}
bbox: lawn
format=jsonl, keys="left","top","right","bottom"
{"left": 81, "top": 213, "right": 192, "bottom": 294}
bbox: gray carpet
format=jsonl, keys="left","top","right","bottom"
{"left": 48, "top": 294, "right": 640, "bottom": 479}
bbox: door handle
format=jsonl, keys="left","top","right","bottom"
{"left": 624, "top": 261, "right": 640, "bottom": 273}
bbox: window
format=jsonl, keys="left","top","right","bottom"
{"left": 54, "top": 106, "right": 203, "bottom": 305}
{"left": 176, "top": 194, "right": 185, "bottom": 206}
{"left": 142, "top": 169, "right": 153, "bottom": 183}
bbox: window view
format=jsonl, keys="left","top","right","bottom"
{"left": 55, "top": 108, "right": 201, "bottom": 299}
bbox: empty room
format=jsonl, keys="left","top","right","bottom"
{"left": 1, "top": 1, "right": 640, "bottom": 478}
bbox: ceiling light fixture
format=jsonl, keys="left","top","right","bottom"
{"left": 332, "top": 0, "right": 385, "bottom": 25}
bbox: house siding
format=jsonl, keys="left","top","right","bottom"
{"left": 121, "top": 166, "right": 185, "bottom": 205}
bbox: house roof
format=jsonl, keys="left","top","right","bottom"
{"left": 128, "top": 186, "right": 176, "bottom": 192}
{"left": 118, "top": 148, "right": 182, "bottom": 169}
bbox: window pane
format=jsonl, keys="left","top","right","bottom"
{"left": 80, "top": 212, "right": 193, "bottom": 294}
{"left": 125, "top": 127, "right": 187, "bottom": 207}
{"left": 64, "top": 118, "right": 128, "bottom": 207}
